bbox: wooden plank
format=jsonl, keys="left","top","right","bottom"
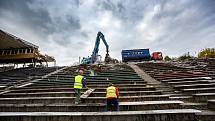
{"left": 80, "top": 88, "right": 95, "bottom": 99}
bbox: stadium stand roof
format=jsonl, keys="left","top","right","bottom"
{"left": 0, "top": 29, "right": 55, "bottom": 64}
{"left": 0, "top": 29, "right": 38, "bottom": 49}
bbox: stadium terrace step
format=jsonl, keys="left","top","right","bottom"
{"left": 167, "top": 80, "right": 215, "bottom": 85}
{"left": 40, "top": 78, "right": 145, "bottom": 82}
{"left": 6, "top": 88, "right": 87, "bottom": 93}
{"left": 207, "top": 100, "right": 215, "bottom": 111}
{"left": 25, "top": 84, "right": 148, "bottom": 89}
{"left": 192, "top": 93, "right": 215, "bottom": 102}
{"left": 0, "top": 109, "right": 201, "bottom": 121}
{"left": 0, "top": 85, "right": 6, "bottom": 89}
{"left": 173, "top": 83, "right": 215, "bottom": 90}
{"left": 0, "top": 91, "right": 80, "bottom": 98}
{"left": 82, "top": 95, "right": 170, "bottom": 103}
{"left": 6, "top": 87, "right": 156, "bottom": 93}
{"left": 156, "top": 75, "right": 208, "bottom": 81}
{"left": 98, "top": 73, "right": 139, "bottom": 76}
{"left": 0, "top": 101, "right": 184, "bottom": 112}
{"left": 95, "top": 74, "right": 140, "bottom": 77}
{"left": 161, "top": 77, "right": 212, "bottom": 83}
{"left": 195, "top": 110, "right": 215, "bottom": 121}
{"left": 169, "top": 96, "right": 193, "bottom": 102}
{"left": 102, "top": 71, "right": 137, "bottom": 74}
{"left": 16, "top": 81, "right": 147, "bottom": 88}
{"left": 0, "top": 95, "right": 170, "bottom": 104}
{"left": 155, "top": 74, "right": 207, "bottom": 80}
{"left": 87, "top": 84, "right": 147, "bottom": 88}
{"left": 180, "top": 103, "right": 207, "bottom": 110}
{"left": 33, "top": 79, "right": 146, "bottom": 83}
{"left": 181, "top": 87, "right": 215, "bottom": 94}
{"left": 46, "top": 75, "right": 142, "bottom": 80}
{"left": 90, "top": 91, "right": 162, "bottom": 97}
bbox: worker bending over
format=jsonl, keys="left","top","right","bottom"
{"left": 106, "top": 83, "right": 119, "bottom": 111}
{"left": 74, "top": 70, "right": 86, "bottom": 104}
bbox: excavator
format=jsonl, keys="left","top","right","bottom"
{"left": 81, "top": 32, "right": 116, "bottom": 64}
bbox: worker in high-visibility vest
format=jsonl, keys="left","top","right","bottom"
{"left": 106, "top": 83, "right": 119, "bottom": 111}
{"left": 74, "top": 70, "right": 86, "bottom": 104}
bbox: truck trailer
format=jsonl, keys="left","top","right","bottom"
{"left": 121, "top": 49, "right": 151, "bottom": 62}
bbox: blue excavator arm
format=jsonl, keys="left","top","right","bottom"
{"left": 90, "top": 31, "right": 109, "bottom": 63}
{"left": 81, "top": 31, "right": 110, "bottom": 64}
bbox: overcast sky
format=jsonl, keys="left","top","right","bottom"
{"left": 0, "top": 0, "right": 215, "bottom": 66}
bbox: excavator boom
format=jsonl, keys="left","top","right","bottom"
{"left": 82, "top": 31, "right": 111, "bottom": 64}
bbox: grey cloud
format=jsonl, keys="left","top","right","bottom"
{"left": 0, "top": 0, "right": 215, "bottom": 65}
{"left": 0, "top": 0, "right": 82, "bottom": 46}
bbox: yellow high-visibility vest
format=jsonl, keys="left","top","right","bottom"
{"left": 74, "top": 75, "right": 83, "bottom": 89}
{"left": 106, "top": 86, "right": 117, "bottom": 98}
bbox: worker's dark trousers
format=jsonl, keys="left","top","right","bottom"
{"left": 74, "top": 89, "right": 81, "bottom": 103}
{"left": 106, "top": 98, "right": 119, "bottom": 111}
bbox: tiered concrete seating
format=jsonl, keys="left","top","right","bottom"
{"left": 0, "top": 67, "right": 58, "bottom": 89}
{"left": 137, "top": 62, "right": 215, "bottom": 120}
{"left": 206, "top": 59, "right": 215, "bottom": 79}
{"left": 0, "top": 64, "right": 203, "bottom": 121}
{"left": 1, "top": 63, "right": 215, "bottom": 121}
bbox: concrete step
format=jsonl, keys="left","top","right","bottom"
{"left": 192, "top": 93, "right": 215, "bottom": 102}
{"left": 157, "top": 75, "right": 208, "bottom": 81}
{"left": 169, "top": 96, "right": 193, "bottom": 102}
{"left": 48, "top": 74, "right": 140, "bottom": 78}
{"left": 0, "top": 91, "right": 80, "bottom": 98}
{"left": 45, "top": 76, "right": 142, "bottom": 81}
{"left": 167, "top": 80, "right": 215, "bottom": 85}
{"left": 180, "top": 103, "right": 208, "bottom": 110}
{"left": 0, "top": 109, "right": 201, "bottom": 121}
{"left": 90, "top": 91, "right": 162, "bottom": 97}
{"left": 181, "top": 87, "right": 215, "bottom": 94}
{"left": 27, "top": 81, "right": 147, "bottom": 87}
{"left": 86, "top": 84, "right": 148, "bottom": 88}
{"left": 0, "top": 101, "right": 184, "bottom": 112}
{"left": 1, "top": 91, "right": 162, "bottom": 98}
{"left": 0, "top": 95, "right": 170, "bottom": 104}
{"left": 35, "top": 79, "right": 145, "bottom": 83}
{"left": 161, "top": 77, "right": 212, "bottom": 83}
{"left": 7, "top": 87, "right": 156, "bottom": 93}
{"left": 195, "top": 110, "right": 215, "bottom": 121}
{"left": 174, "top": 83, "right": 215, "bottom": 90}
{"left": 207, "top": 100, "right": 215, "bottom": 111}
{"left": 166, "top": 93, "right": 186, "bottom": 97}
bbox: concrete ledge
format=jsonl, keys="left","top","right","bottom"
{"left": 6, "top": 87, "right": 156, "bottom": 93}
{"left": 167, "top": 80, "right": 215, "bottom": 85}
{"left": 195, "top": 110, "right": 215, "bottom": 121}
{"left": 181, "top": 87, "right": 215, "bottom": 94}
{"left": 0, "top": 91, "right": 78, "bottom": 98}
{"left": 90, "top": 91, "right": 162, "bottom": 97}
{"left": 0, "top": 95, "right": 170, "bottom": 104}
{"left": 161, "top": 77, "right": 212, "bottom": 83}
{"left": 0, "top": 91, "right": 162, "bottom": 98}
{"left": 207, "top": 100, "right": 215, "bottom": 111}
{"left": 192, "top": 93, "right": 215, "bottom": 102}
{"left": 0, "top": 109, "right": 201, "bottom": 121}
{"left": 0, "top": 101, "right": 183, "bottom": 112}
{"left": 174, "top": 83, "right": 215, "bottom": 90}
{"left": 180, "top": 103, "right": 207, "bottom": 110}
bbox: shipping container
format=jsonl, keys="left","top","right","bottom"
{"left": 121, "top": 49, "right": 151, "bottom": 62}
